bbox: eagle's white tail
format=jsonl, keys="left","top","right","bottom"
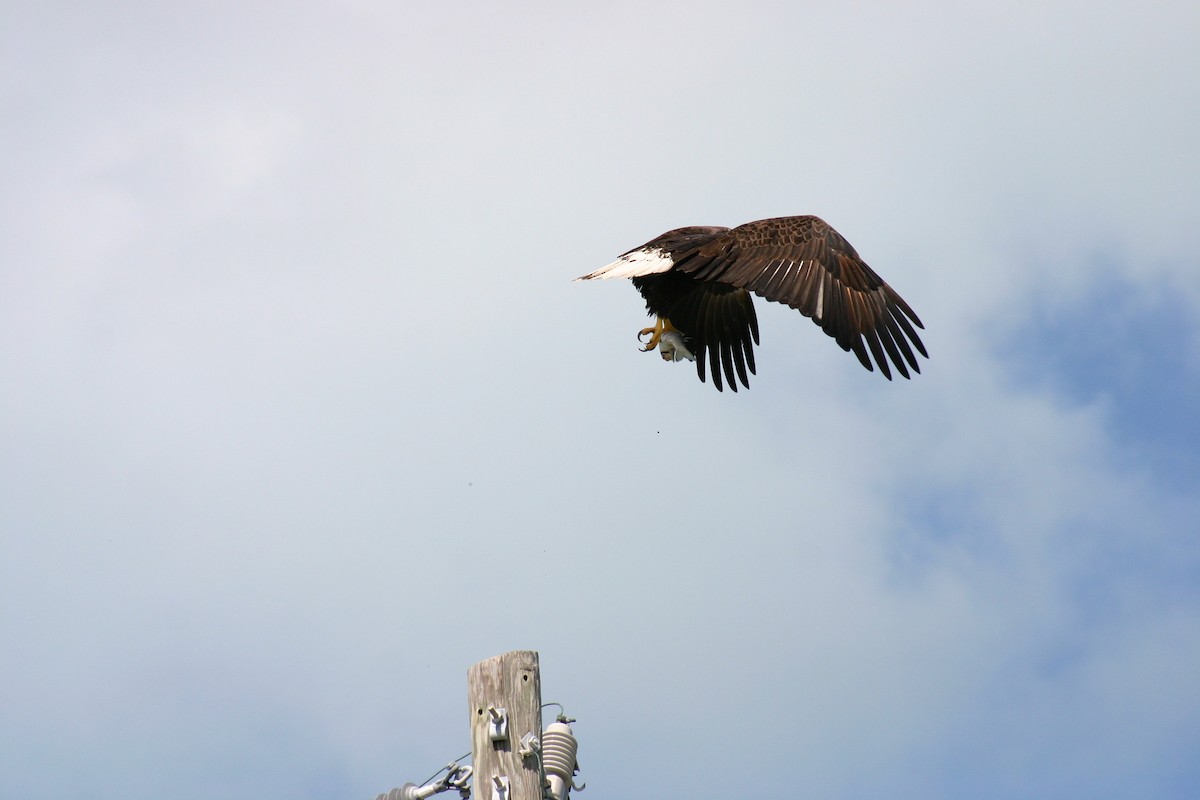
{"left": 574, "top": 247, "right": 674, "bottom": 281}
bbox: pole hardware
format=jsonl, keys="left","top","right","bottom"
{"left": 487, "top": 706, "right": 509, "bottom": 743}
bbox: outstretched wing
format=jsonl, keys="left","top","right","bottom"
{"left": 674, "top": 216, "right": 927, "bottom": 379}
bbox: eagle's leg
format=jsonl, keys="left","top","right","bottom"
{"left": 638, "top": 316, "right": 672, "bottom": 352}
{"left": 638, "top": 317, "right": 694, "bottom": 362}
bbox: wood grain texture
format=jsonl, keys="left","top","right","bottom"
{"left": 468, "top": 651, "right": 543, "bottom": 800}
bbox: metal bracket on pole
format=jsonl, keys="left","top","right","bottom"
{"left": 487, "top": 706, "right": 509, "bottom": 743}
{"left": 491, "top": 775, "right": 510, "bottom": 800}
{"left": 517, "top": 731, "right": 539, "bottom": 760}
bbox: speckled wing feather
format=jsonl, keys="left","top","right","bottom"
{"left": 673, "top": 216, "right": 927, "bottom": 379}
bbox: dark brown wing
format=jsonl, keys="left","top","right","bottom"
{"left": 658, "top": 281, "right": 759, "bottom": 392}
{"left": 673, "top": 215, "right": 927, "bottom": 379}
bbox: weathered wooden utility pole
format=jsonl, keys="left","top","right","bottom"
{"left": 467, "top": 651, "right": 543, "bottom": 800}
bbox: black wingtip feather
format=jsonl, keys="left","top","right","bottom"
{"left": 862, "top": 328, "right": 893, "bottom": 380}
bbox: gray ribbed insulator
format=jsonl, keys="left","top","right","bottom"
{"left": 541, "top": 721, "right": 578, "bottom": 800}
{"left": 375, "top": 783, "right": 429, "bottom": 800}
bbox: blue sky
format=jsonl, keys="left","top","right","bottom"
{"left": 2, "top": 2, "right": 1198, "bottom": 799}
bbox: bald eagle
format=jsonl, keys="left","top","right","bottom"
{"left": 576, "top": 215, "right": 927, "bottom": 391}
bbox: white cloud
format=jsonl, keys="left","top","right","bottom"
{"left": 2, "top": 2, "right": 1198, "bottom": 799}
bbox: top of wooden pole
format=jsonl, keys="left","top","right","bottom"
{"left": 467, "top": 652, "right": 543, "bottom": 800}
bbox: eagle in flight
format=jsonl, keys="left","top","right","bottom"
{"left": 576, "top": 215, "right": 927, "bottom": 391}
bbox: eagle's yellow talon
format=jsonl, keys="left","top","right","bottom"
{"left": 638, "top": 318, "right": 667, "bottom": 351}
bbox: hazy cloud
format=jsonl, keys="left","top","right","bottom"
{"left": 3, "top": 2, "right": 1198, "bottom": 799}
